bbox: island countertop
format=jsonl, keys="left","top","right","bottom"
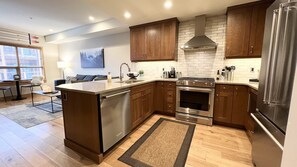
{"left": 57, "top": 77, "right": 259, "bottom": 95}
{"left": 57, "top": 78, "right": 178, "bottom": 95}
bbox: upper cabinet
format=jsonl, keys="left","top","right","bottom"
{"left": 130, "top": 27, "right": 146, "bottom": 61}
{"left": 130, "top": 18, "right": 179, "bottom": 62}
{"left": 225, "top": 1, "right": 271, "bottom": 58}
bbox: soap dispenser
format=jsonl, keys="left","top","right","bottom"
{"left": 107, "top": 72, "right": 112, "bottom": 83}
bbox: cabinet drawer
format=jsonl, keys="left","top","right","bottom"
{"left": 165, "top": 103, "right": 175, "bottom": 113}
{"left": 217, "top": 85, "right": 234, "bottom": 92}
{"left": 164, "top": 82, "right": 176, "bottom": 88}
{"left": 234, "top": 86, "right": 247, "bottom": 92}
{"left": 166, "top": 97, "right": 175, "bottom": 103}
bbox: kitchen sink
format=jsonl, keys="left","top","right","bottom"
{"left": 115, "top": 80, "right": 144, "bottom": 84}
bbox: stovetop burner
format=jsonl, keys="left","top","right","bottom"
{"left": 178, "top": 77, "right": 215, "bottom": 81}
{"left": 177, "top": 77, "right": 215, "bottom": 88}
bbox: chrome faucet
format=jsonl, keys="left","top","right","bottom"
{"left": 120, "top": 63, "right": 131, "bottom": 81}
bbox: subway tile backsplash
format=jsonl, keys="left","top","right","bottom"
{"left": 131, "top": 15, "right": 261, "bottom": 80}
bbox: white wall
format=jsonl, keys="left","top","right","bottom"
{"left": 58, "top": 32, "right": 131, "bottom": 78}
{"left": 281, "top": 67, "right": 297, "bottom": 167}
{"left": 39, "top": 37, "right": 60, "bottom": 89}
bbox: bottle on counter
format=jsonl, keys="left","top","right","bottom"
{"left": 220, "top": 69, "right": 226, "bottom": 81}
{"left": 107, "top": 72, "right": 112, "bottom": 83}
{"left": 216, "top": 70, "right": 220, "bottom": 80}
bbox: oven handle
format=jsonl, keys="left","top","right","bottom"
{"left": 177, "top": 86, "right": 213, "bottom": 93}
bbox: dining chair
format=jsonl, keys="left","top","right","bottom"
{"left": 0, "top": 86, "right": 13, "bottom": 102}
{"left": 21, "top": 76, "right": 44, "bottom": 94}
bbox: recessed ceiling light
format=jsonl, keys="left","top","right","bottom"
{"left": 49, "top": 29, "right": 53, "bottom": 32}
{"left": 89, "top": 16, "right": 94, "bottom": 21}
{"left": 124, "top": 12, "right": 131, "bottom": 19}
{"left": 164, "top": 1, "right": 173, "bottom": 9}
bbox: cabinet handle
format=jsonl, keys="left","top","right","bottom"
{"left": 250, "top": 46, "right": 254, "bottom": 54}
{"left": 247, "top": 93, "right": 251, "bottom": 113}
{"left": 216, "top": 94, "right": 219, "bottom": 96}
{"left": 223, "top": 87, "right": 226, "bottom": 89}
{"left": 63, "top": 93, "right": 67, "bottom": 101}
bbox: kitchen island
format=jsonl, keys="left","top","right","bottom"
{"left": 57, "top": 78, "right": 177, "bottom": 163}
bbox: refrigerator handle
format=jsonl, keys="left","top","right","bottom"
{"left": 263, "top": 9, "right": 278, "bottom": 104}
{"left": 267, "top": 5, "right": 284, "bottom": 104}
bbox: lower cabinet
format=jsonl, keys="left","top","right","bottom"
{"left": 214, "top": 84, "right": 248, "bottom": 126}
{"left": 245, "top": 88, "right": 258, "bottom": 141}
{"left": 130, "top": 83, "right": 154, "bottom": 129}
{"left": 154, "top": 81, "right": 176, "bottom": 115}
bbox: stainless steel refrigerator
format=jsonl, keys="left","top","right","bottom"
{"left": 251, "top": 0, "right": 297, "bottom": 166}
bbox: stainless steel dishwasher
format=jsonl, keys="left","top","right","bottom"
{"left": 100, "top": 89, "right": 131, "bottom": 152}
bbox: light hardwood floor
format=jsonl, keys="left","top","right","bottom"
{"left": 0, "top": 97, "right": 253, "bottom": 167}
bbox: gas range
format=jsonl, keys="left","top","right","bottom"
{"left": 176, "top": 77, "right": 215, "bottom": 88}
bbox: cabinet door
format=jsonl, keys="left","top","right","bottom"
{"left": 232, "top": 86, "right": 248, "bottom": 126}
{"left": 214, "top": 85, "right": 234, "bottom": 123}
{"left": 145, "top": 24, "right": 162, "bottom": 60}
{"left": 131, "top": 92, "right": 143, "bottom": 128}
{"left": 161, "top": 20, "right": 178, "bottom": 60}
{"left": 142, "top": 87, "right": 154, "bottom": 119}
{"left": 226, "top": 7, "right": 253, "bottom": 58}
{"left": 248, "top": 2, "right": 270, "bottom": 57}
{"left": 130, "top": 27, "right": 145, "bottom": 61}
{"left": 154, "top": 82, "right": 164, "bottom": 112}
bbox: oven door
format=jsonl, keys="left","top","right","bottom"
{"left": 176, "top": 86, "right": 214, "bottom": 117}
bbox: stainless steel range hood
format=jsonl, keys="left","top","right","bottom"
{"left": 181, "top": 15, "right": 217, "bottom": 51}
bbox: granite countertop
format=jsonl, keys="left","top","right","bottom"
{"left": 215, "top": 80, "right": 259, "bottom": 90}
{"left": 57, "top": 78, "right": 178, "bottom": 95}
{"left": 57, "top": 77, "right": 258, "bottom": 95}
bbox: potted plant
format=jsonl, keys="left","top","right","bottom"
{"left": 139, "top": 70, "right": 144, "bottom": 78}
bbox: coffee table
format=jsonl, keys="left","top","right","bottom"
{"left": 32, "top": 90, "right": 62, "bottom": 113}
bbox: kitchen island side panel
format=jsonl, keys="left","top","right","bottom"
{"left": 61, "top": 90, "right": 103, "bottom": 163}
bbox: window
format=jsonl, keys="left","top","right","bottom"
{"left": 0, "top": 44, "right": 44, "bottom": 80}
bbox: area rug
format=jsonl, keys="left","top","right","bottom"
{"left": 119, "top": 118, "right": 196, "bottom": 167}
{"left": 0, "top": 100, "right": 62, "bottom": 128}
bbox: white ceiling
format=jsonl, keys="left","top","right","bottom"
{"left": 0, "top": 0, "right": 257, "bottom": 40}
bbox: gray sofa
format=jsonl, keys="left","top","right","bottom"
{"left": 54, "top": 74, "right": 119, "bottom": 90}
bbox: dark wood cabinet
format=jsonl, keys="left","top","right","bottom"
{"left": 154, "top": 81, "right": 176, "bottom": 115}
{"left": 154, "top": 82, "right": 164, "bottom": 112}
{"left": 245, "top": 88, "right": 258, "bottom": 141}
{"left": 142, "top": 86, "right": 154, "bottom": 119}
{"left": 130, "top": 27, "right": 145, "bottom": 61}
{"left": 131, "top": 91, "right": 143, "bottom": 128}
{"left": 161, "top": 20, "right": 178, "bottom": 60}
{"left": 225, "top": 1, "right": 271, "bottom": 58}
{"left": 232, "top": 86, "right": 248, "bottom": 125}
{"left": 130, "top": 83, "right": 154, "bottom": 129}
{"left": 226, "top": 6, "right": 252, "bottom": 58}
{"left": 130, "top": 18, "right": 179, "bottom": 61}
{"left": 145, "top": 24, "right": 162, "bottom": 60}
{"left": 61, "top": 90, "right": 103, "bottom": 163}
{"left": 214, "top": 84, "right": 248, "bottom": 126}
{"left": 214, "top": 85, "right": 234, "bottom": 123}
{"left": 249, "top": 2, "right": 270, "bottom": 57}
